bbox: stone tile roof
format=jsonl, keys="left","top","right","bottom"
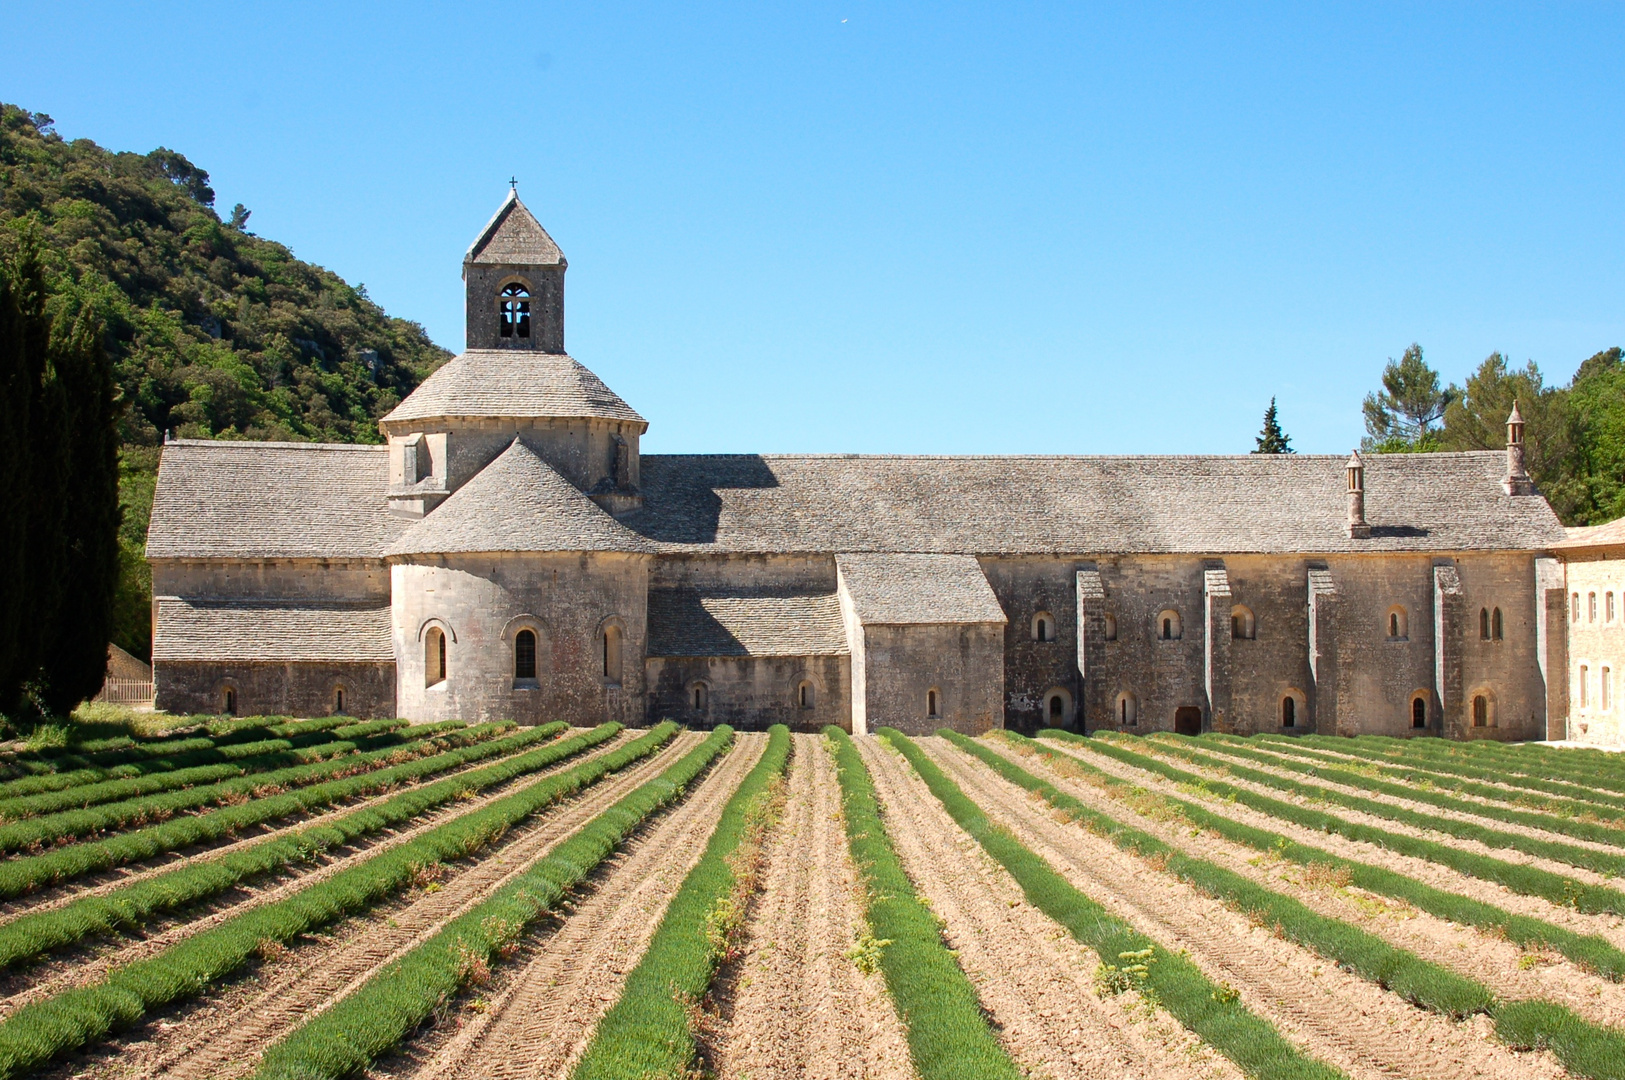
{"left": 836, "top": 553, "right": 1007, "bottom": 625}
{"left": 1552, "top": 517, "right": 1625, "bottom": 553}
{"left": 387, "top": 439, "right": 654, "bottom": 557}
{"left": 146, "top": 440, "right": 406, "bottom": 561}
{"left": 646, "top": 588, "right": 848, "bottom": 657}
{"left": 625, "top": 452, "right": 1568, "bottom": 555}
{"left": 153, "top": 597, "right": 394, "bottom": 663}
{"left": 466, "top": 191, "right": 563, "bottom": 266}
{"left": 382, "top": 351, "right": 645, "bottom": 427}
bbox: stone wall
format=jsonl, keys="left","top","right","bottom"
{"left": 860, "top": 622, "right": 1004, "bottom": 736}
{"left": 390, "top": 551, "right": 650, "bottom": 726}
{"left": 463, "top": 263, "right": 565, "bottom": 353}
{"left": 154, "top": 661, "right": 395, "bottom": 719}
{"left": 1562, "top": 552, "right": 1625, "bottom": 747}
{"left": 644, "top": 653, "right": 850, "bottom": 732}
{"left": 381, "top": 419, "right": 642, "bottom": 510}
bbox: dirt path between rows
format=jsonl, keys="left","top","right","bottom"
{"left": 1077, "top": 738, "right": 1625, "bottom": 898}
{"left": 1168, "top": 741, "right": 1625, "bottom": 861}
{"left": 919, "top": 737, "right": 1566, "bottom": 1080}
{"left": 1044, "top": 738, "right": 1625, "bottom": 952}
{"left": 79, "top": 731, "right": 707, "bottom": 1080}
{"left": 0, "top": 730, "right": 632, "bottom": 1021}
{"left": 979, "top": 737, "right": 1625, "bottom": 1031}
{"left": 708, "top": 733, "right": 913, "bottom": 1080}
{"left": 0, "top": 728, "right": 585, "bottom": 925}
{"left": 857, "top": 737, "right": 1244, "bottom": 1080}
{"left": 380, "top": 732, "right": 767, "bottom": 1080}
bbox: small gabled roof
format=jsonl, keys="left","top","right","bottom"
{"left": 836, "top": 553, "right": 1007, "bottom": 625}
{"left": 382, "top": 350, "right": 646, "bottom": 428}
{"left": 386, "top": 439, "right": 653, "bottom": 558}
{"left": 465, "top": 190, "right": 564, "bottom": 267}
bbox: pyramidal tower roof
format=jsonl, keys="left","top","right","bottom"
{"left": 386, "top": 439, "right": 652, "bottom": 557}
{"left": 465, "top": 189, "right": 564, "bottom": 268}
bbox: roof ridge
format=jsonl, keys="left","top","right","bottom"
{"left": 636, "top": 451, "right": 1507, "bottom": 462}
{"left": 165, "top": 439, "right": 386, "bottom": 452}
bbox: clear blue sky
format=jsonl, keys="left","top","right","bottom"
{"left": 5, "top": 3, "right": 1623, "bottom": 455}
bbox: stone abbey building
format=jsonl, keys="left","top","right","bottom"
{"left": 146, "top": 193, "right": 1571, "bottom": 739}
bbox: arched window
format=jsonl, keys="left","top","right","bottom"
{"left": 1581, "top": 664, "right": 1590, "bottom": 708}
{"left": 1043, "top": 687, "right": 1072, "bottom": 727}
{"left": 1231, "top": 605, "right": 1256, "bottom": 640}
{"left": 1157, "top": 610, "right": 1182, "bottom": 641}
{"left": 1604, "top": 667, "right": 1613, "bottom": 711}
{"left": 1032, "top": 611, "right": 1055, "bottom": 642}
{"left": 1116, "top": 692, "right": 1137, "bottom": 726}
{"left": 1574, "top": 592, "right": 1582, "bottom": 623}
{"left": 1610, "top": 592, "right": 1618, "bottom": 623}
{"left": 1387, "top": 606, "right": 1408, "bottom": 640}
{"left": 1412, "top": 695, "right": 1427, "bottom": 728}
{"left": 1103, "top": 614, "right": 1118, "bottom": 641}
{"left": 797, "top": 680, "right": 814, "bottom": 710}
{"left": 498, "top": 283, "right": 530, "bottom": 339}
{"left": 1492, "top": 607, "right": 1503, "bottom": 641}
{"left": 1480, "top": 607, "right": 1491, "bottom": 640}
{"left": 1472, "top": 694, "right": 1489, "bottom": 727}
{"left": 1590, "top": 592, "right": 1598, "bottom": 623}
{"left": 425, "top": 627, "right": 446, "bottom": 687}
{"left": 1281, "top": 696, "right": 1295, "bottom": 728}
{"left": 689, "top": 680, "right": 708, "bottom": 712}
{"left": 514, "top": 629, "right": 537, "bottom": 680}
{"left": 602, "top": 623, "right": 623, "bottom": 685}
{"left": 333, "top": 687, "right": 346, "bottom": 715}
{"left": 927, "top": 689, "right": 940, "bottom": 718}
{"left": 222, "top": 687, "right": 237, "bottom": 716}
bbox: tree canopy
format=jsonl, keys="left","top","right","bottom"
{"left": 1362, "top": 344, "right": 1456, "bottom": 452}
{"left": 1253, "top": 397, "right": 1294, "bottom": 454}
{"left": 0, "top": 104, "right": 452, "bottom": 661}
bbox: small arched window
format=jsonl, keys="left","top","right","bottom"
{"left": 927, "top": 689, "right": 940, "bottom": 718}
{"left": 1231, "top": 605, "right": 1256, "bottom": 640}
{"left": 1103, "top": 614, "right": 1118, "bottom": 641}
{"left": 425, "top": 627, "right": 447, "bottom": 686}
{"left": 1480, "top": 608, "right": 1491, "bottom": 640}
{"left": 1604, "top": 667, "right": 1613, "bottom": 711}
{"left": 690, "top": 681, "right": 708, "bottom": 712}
{"left": 1492, "top": 607, "right": 1503, "bottom": 641}
{"left": 1574, "top": 592, "right": 1582, "bottom": 623}
{"left": 602, "top": 623, "right": 623, "bottom": 685}
{"left": 1032, "top": 611, "right": 1055, "bottom": 642}
{"left": 1281, "top": 696, "right": 1295, "bottom": 728}
{"left": 223, "top": 687, "right": 237, "bottom": 716}
{"left": 499, "top": 283, "right": 531, "bottom": 339}
{"left": 1387, "top": 606, "right": 1408, "bottom": 640}
{"left": 1412, "top": 695, "right": 1427, "bottom": 728}
{"left": 1581, "top": 664, "right": 1591, "bottom": 708}
{"left": 1610, "top": 592, "right": 1618, "bottom": 623}
{"left": 514, "top": 629, "right": 537, "bottom": 681}
{"left": 1472, "top": 694, "right": 1489, "bottom": 727}
{"left": 333, "top": 687, "right": 346, "bottom": 715}
{"left": 1116, "top": 692, "right": 1137, "bottom": 726}
{"left": 797, "top": 680, "right": 814, "bottom": 710}
{"left": 1157, "top": 610, "right": 1182, "bottom": 641}
{"left": 1590, "top": 592, "right": 1598, "bottom": 623}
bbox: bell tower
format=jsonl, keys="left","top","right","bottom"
{"left": 463, "top": 187, "right": 566, "bottom": 353}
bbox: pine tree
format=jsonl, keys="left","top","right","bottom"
{"left": 1254, "top": 397, "right": 1294, "bottom": 454}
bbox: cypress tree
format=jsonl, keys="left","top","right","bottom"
{"left": 1254, "top": 397, "right": 1295, "bottom": 454}
{"left": 0, "top": 253, "right": 27, "bottom": 710}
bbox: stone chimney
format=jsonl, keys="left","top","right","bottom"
{"left": 1504, "top": 401, "right": 1536, "bottom": 495}
{"left": 1346, "top": 451, "right": 1370, "bottom": 539}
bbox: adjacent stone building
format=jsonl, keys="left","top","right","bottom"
{"left": 1548, "top": 518, "right": 1625, "bottom": 747}
{"left": 145, "top": 192, "right": 1571, "bottom": 738}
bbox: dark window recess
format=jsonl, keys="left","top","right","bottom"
{"left": 499, "top": 284, "right": 531, "bottom": 338}
{"left": 515, "top": 629, "right": 537, "bottom": 680}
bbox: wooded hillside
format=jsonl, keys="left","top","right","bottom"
{"left": 0, "top": 105, "right": 452, "bottom": 661}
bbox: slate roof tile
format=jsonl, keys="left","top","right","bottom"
{"left": 152, "top": 597, "right": 393, "bottom": 663}
{"left": 465, "top": 191, "right": 564, "bottom": 266}
{"left": 382, "top": 351, "right": 645, "bottom": 426}
{"left": 836, "top": 553, "right": 1007, "bottom": 625}
{"left": 646, "top": 588, "right": 848, "bottom": 657}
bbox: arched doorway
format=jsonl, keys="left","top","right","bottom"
{"left": 1174, "top": 707, "right": 1202, "bottom": 736}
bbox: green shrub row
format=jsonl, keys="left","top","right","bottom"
{"left": 0, "top": 721, "right": 538, "bottom": 900}
{"left": 0, "top": 721, "right": 473, "bottom": 823}
{"left": 964, "top": 731, "right": 1625, "bottom": 1079}
{"left": 943, "top": 731, "right": 1491, "bottom": 1017}
{"left": 0, "top": 732, "right": 481, "bottom": 856}
{"left": 0, "top": 717, "right": 353, "bottom": 780}
{"left": 1243, "top": 735, "right": 1625, "bottom": 818}
{"left": 572, "top": 725, "right": 793, "bottom": 1080}
{"left": 1334, "top": 735, "right": 1625, "bottom": 795}
{"left": 1123, "top": 734, "right": 1625, "bottom": 879}
{"left": 1042, "top": 732, "right": 1625, "bottom": 917}
{"left": 891, "top": 729, "right": 1345, "bottom": 1080}
{"left": 825, "top": 726, "right": 1023, "bottom": 1080}
{"left": 0, "top": 722, "right": 584, "bottom": 971}
{"left": 0, "top": 721, "right": 680, "bottom": 1079}
{"left": 252, "top": 723, "right": 731, "bottom": 1080}
{"left": 1005, "top": 732, "right": 1625, "bottom": 980}
{"left": 1174, "top": 735, "right": 1625, "bottom": 851}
